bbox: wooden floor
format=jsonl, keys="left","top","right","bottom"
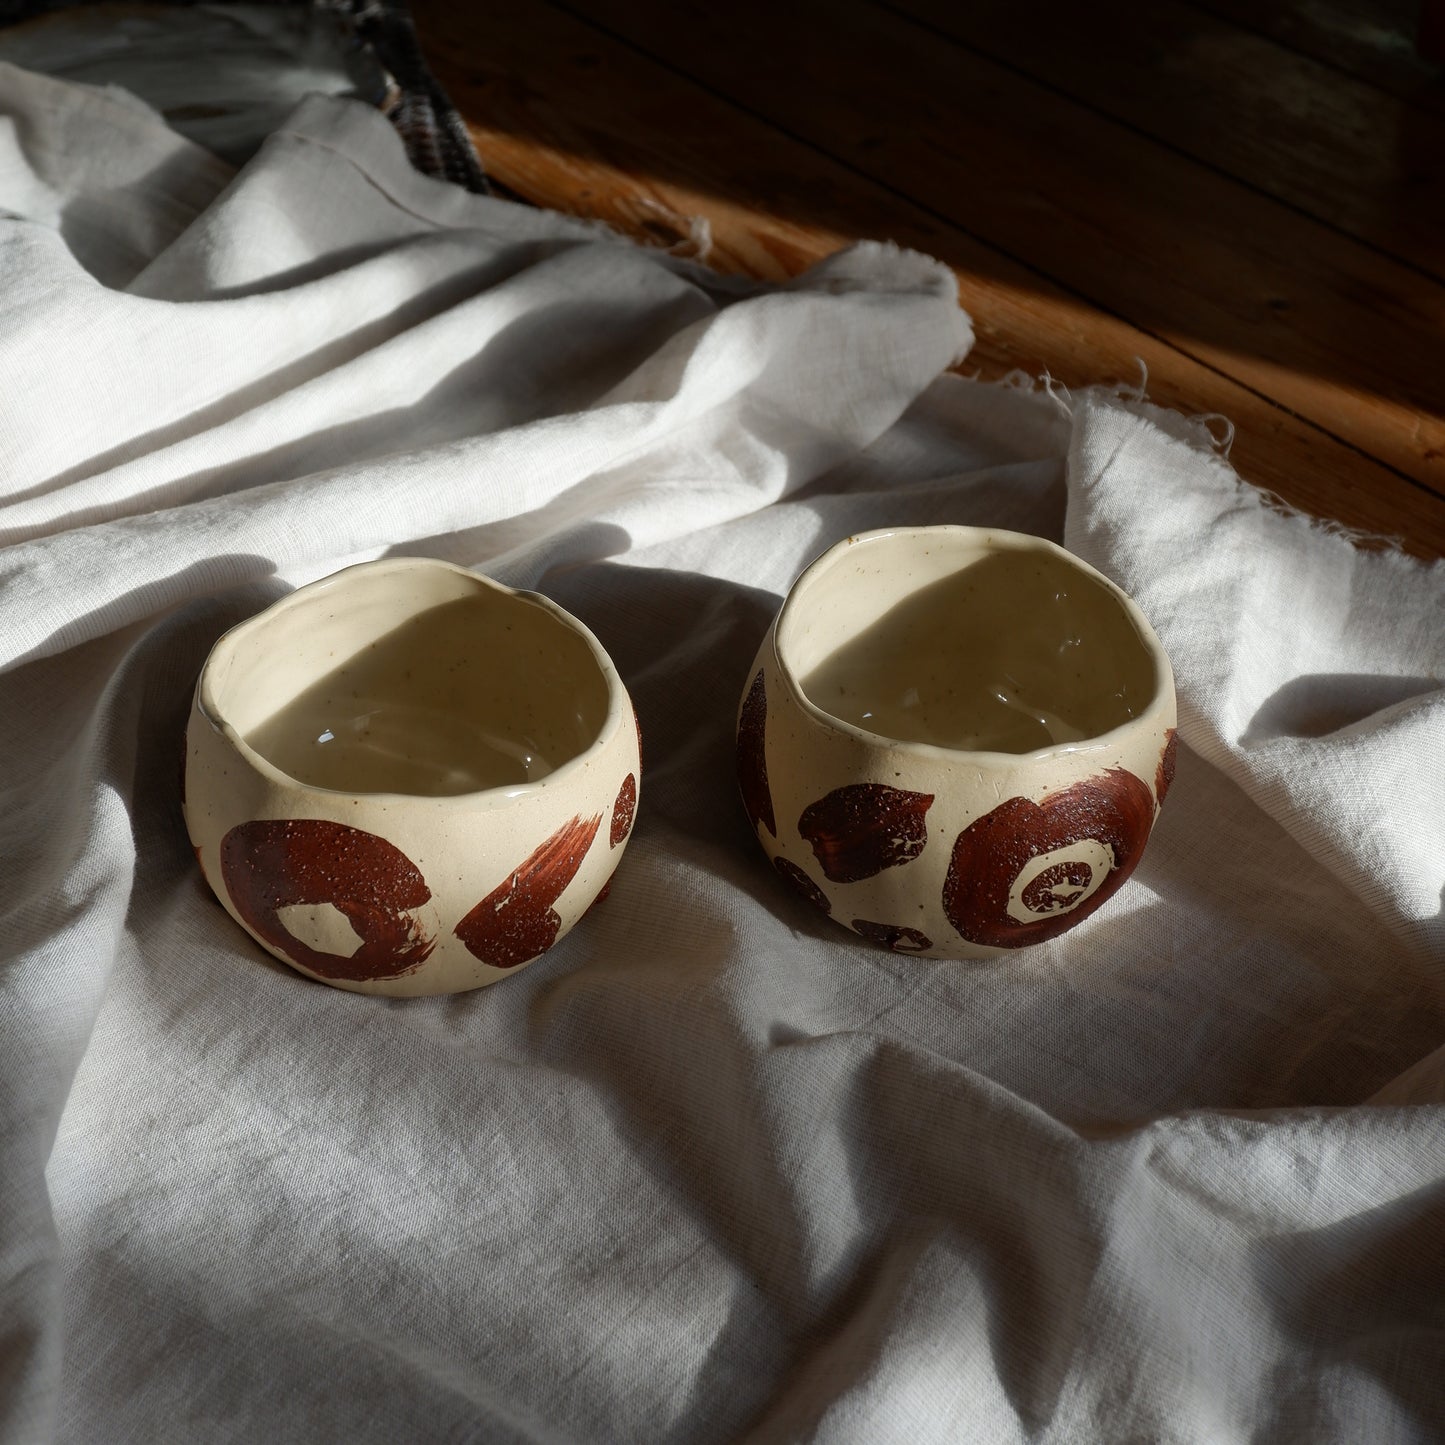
{"left": 412, "top": 0, "right": 1445, "bottom": 560}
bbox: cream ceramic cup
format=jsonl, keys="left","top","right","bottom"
{"left": 184, "top": 558, "right": 640, "bottom": 996}
{"left": 737, "top": 526, "right": 1177, "bottom": 957}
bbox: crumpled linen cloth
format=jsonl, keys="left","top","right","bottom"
{"left": 2, "top": 61, "right": 1443, "bottom": 1445}
{"left": 0, "top": 0, "right": 489, "bottom": 191}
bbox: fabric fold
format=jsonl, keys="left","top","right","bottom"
{"left": 1064, "top": 389, "right": 1445, "bottom": 963}
{"left": 2, "top": 64, "right": 1442, "bottom": 1445}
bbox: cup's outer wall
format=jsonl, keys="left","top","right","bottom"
{"left": 183, "top": 683, "right": 641, "bottom": 997}
{"left": 739, "top": 621, "right": 1176, "bottom": 959}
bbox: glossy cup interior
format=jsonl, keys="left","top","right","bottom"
{"left": 203, "top": 564, "right": 613, "bottom": 797}
{"left": 777, "top": 529, "right": 1163, "bottom": 755}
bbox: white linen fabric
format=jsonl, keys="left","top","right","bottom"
{"left": 1, "top": 62, "right": 1443, "bottom": 1445}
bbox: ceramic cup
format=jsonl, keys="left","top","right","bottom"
{"left": 737, "top": 526, "right": 1177, "bottom": 957}
{"left": 184, "top": 557, "right": 640, "bottom": 996}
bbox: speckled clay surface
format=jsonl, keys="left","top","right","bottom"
{"left": 184, "top": 558, "right": 640, "bottom": 996}
{"left": 738, "top": 526, "right": 1177, "bottom": 957}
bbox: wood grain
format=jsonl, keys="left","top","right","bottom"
{"left": 887, "top": 0, "right": 1445, "bottom": 281}
{"left": 1195, "top": 0, "right": 1445, "bottom": 115}
{"left": 411, "top": 1, "right": 1445, "bottom": 557}
{"left": 563, "top": 0, "right": 1445, "bottom": 496}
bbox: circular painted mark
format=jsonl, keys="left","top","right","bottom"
{"left": 1019, "top": 858, "right": 1095, "bottom": 915}
{"left": 1007, "top": 838, "right": 1115, "bottom": 924}
{"left": 798, "top": 783, "right": 934, "bottom": 883}
{"left": 611, "top": 773, "right": 637, "bottom": 847}
{"left": 736, "top": 670, "right": 776, "bottom": 838}
{"left": 773, "top": 855, "right": 832, "bottom": 915}
{"left": 850, "top": 919, "right": 932, "bottom": 953}
{"left": 943, "top": 769, "right": 1154, "bottom": 949}
{"left": 220, "top": 819, "right": 435, "bottom": 981}
{"left": 1156, "top": 728, "right": 1178, "bottom": 806}
{"left": 455, "top": 813, "right": 602, "bottom": 969}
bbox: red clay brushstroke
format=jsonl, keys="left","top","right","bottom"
{"left": 850, "top": 919, "right": 932, "bottom": 953}
{"left": 943, "top": 769, "right": 1154, "bottom": 949}
{"left": 611, "top": 773, "right": 637, "bottom": 847}
{"left": 1021, "top": 861, "right": 1094, "bottom": 914}
{"left": 773, "top": 855, "right": 832, "bottom": 915}
{"left": 454, "top": 813, "right": 602, "bottom": 968}
{"left": 736, "top": 670, "right": 776, "bottom": 838}
{"left": 798, "top": 783, "right": 934, "bottom": 883}
{"left": 220, "top": 819, "right": 435, "bottom": 981}
{"left": 1156, "top": 728, "right": 1178, "bottom": 806}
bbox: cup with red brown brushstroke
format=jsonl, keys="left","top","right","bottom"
{"left": 737, "top": 526, "right": 1176, "bottom": 958}
{"left": 184, "top": 558, "right": 640, "bottom": 996}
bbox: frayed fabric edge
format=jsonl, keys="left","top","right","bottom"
{"left": 628, "top": 197, "right": 715, "bottom": 262}
{"left": 996, "top": 360, "right": 1234, "bottom": 458}
{"left": 790, "top": 239, "right": 964, "bottom": 307}
{"left": 990, "top": 361, "right": 1420, "bottom": 561}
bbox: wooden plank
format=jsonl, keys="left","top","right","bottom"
{"left": 560, "top": 0, "right": 1445, "bottom": 498}
{"left": 1194, "top": 0, "right": 1445, "bottom": 115}
{"left": 409, "top": 1, "right": 1445, "bottom": 558}
{"left": 887, "top": 0, "right": 1445, "bottom": 282}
